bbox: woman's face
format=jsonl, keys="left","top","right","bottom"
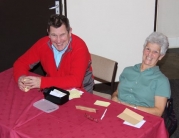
{"left": 142, "top": 43, "right": 164, "bottom": 68}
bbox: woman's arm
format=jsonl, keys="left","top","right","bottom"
{"left": 120, "top": 96, "right": 167, "bottom": 117}
{"left": 111, "top": 83, "right": 167, "bottom": 117}
{"left": 134, "top": 96, "right": 167, "bottom": 116}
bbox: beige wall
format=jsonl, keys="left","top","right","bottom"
{"left": 67, "top": 0, "right": 155, "bottom": 81}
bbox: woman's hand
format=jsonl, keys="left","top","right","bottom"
{"left": 111, "top": 90, "right": 120, "bottom": 103}
{"left": 111, "top": 95, "right": 119, "bottom": 102}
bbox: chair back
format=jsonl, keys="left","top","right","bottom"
{"left": 91, "top": 53, "right": 118, "bottom": 96}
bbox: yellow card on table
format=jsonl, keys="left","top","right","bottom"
{"left": 117, "top": 108, "right": 144, "bottom": 125}
{"left": 69, "top": 92, "right": 81, "bottom": 99}
{"left": 94, "top": 100, "right": 111, "bottom": 107}
{"left": 67, "top": 88, "right": 83, "bottom": 99}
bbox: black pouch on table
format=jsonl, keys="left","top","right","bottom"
{"left": 42, "top": 86, "right": 70, "bottom": 105}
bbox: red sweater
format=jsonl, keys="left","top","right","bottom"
{"left": 13, "top": 34, "right": 94, "bottom": 92}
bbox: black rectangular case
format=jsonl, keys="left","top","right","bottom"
{"left": 43, "top": 87, "right": 70, "bottom": 105}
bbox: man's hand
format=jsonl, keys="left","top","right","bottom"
{"left": 18, "top": 76, "right": 41, "bottom": 92}
{"left": 18, "top": 76, "right": 27, "bottom": 92}
{"left": 23, "top": 76, "right": 41, "bottom": 89}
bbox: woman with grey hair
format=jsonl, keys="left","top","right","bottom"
{"left": 112, "top": 32, "right": 171, "bottom": 116}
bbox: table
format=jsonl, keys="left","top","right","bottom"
{"left": 0, "top": 68, "right": 169, "bottom": 138}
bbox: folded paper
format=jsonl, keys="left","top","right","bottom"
{"left": 117, "top": 108, "right": 144, "bottom": 125}
{"left": 123, "top": 120, "right": 146, "bottom": 128}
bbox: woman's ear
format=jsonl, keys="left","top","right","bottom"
{"left": 159, "top": 55, "right": 165, "bottom": 60}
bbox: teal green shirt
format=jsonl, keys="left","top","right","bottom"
{"left": 118, "top": 63, "right": 171, "bottom": 107}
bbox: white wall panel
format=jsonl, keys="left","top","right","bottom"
{"left": 67, "top": 0, "right": 155, "bottom": 81}
{"left": 157, "top": 0, "right": 179, "bottom": 48}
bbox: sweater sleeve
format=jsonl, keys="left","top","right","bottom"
{"left": 13, "top": 37, "right": 48, "bottom": 82}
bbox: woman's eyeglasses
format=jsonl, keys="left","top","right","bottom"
{"left": 84, "top": 113, "right": 98, "bottom": 123}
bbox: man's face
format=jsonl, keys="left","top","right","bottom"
{"left": 48, "top": 24, "right": 72, "bottom": 51}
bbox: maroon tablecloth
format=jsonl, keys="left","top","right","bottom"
{"left": 0, "top": 68, "right": 169, "bottom": 138}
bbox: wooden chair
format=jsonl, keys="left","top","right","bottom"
{"left": 91, "top": 53, "right": 118, "bottom": 99}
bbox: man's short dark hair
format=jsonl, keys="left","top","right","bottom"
{"left": 47, "top": 14, "right": 70, "bottom": 32}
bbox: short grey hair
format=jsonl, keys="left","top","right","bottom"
{"left": 143, "top": 32, "right": 169, "bottom": 55}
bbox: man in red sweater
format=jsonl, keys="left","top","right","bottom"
{"left": 13, "top": 14, "right": 94, "bottom": 93}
